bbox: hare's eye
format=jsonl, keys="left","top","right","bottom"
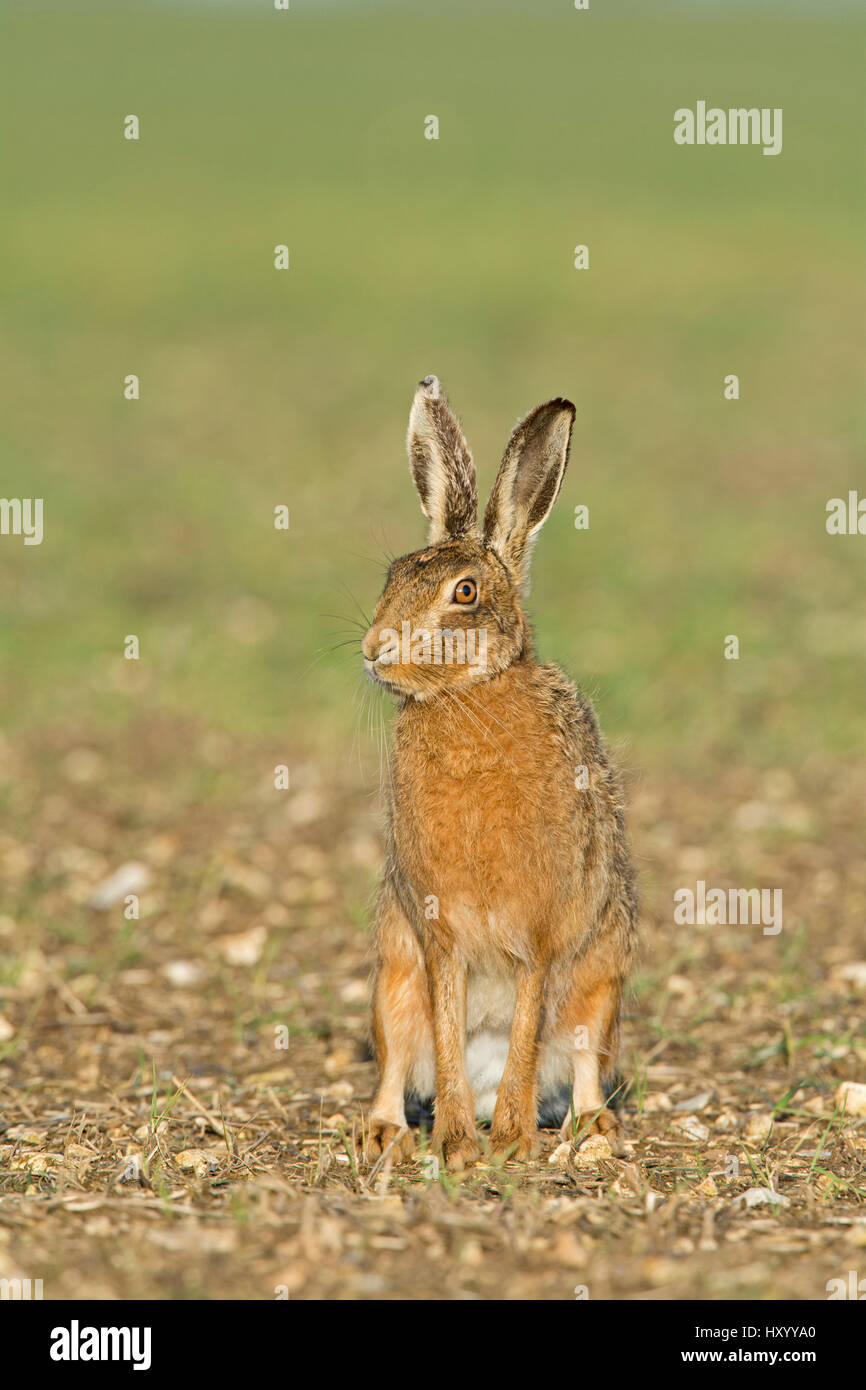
{"left": 453, "top": 579, "right": 477, "bottom": 605}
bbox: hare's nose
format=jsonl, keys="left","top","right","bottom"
{"left": 361, "top": 628, "right": 381, "bottom": 662}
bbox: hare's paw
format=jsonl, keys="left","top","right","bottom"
{"left": 433, "top": 1121, "right": 479, "bottom": 1172}
{"left": 441, "top": 1133, "right": 480, "bottom": 1172}
{"left": 490, "top": 1092, "right": 539, "bottom": 1161}
{"left": 563, "top": 1107, "right": 624, "bottom": 1155}
{"left": 365, "top": 1118, "right": 414, "bottom": 1163}
{"left": 489, "top": 1125, "right": 538, "bottom": 1162}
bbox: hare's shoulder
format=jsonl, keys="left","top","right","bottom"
{"left": 531, "top": 662, "right": 626, "bottom": 810}
{"left": 531, "top": 662, "right": 602, "bottom": 736}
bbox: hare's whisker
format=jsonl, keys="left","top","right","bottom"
{"left": 338, "top": 582, "right": 373, "bottom": 630}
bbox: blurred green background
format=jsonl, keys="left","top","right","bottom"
{"left": 1, "top": 0, "right": 863, "bottom": 779}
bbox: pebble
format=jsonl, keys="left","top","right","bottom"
{"left": 88, "top": 861, "right": 150, "bottom": 910}
{"left": 161, "top": 960, "right": 205, "bottom": 988}
{"left": 217, "top": 925, "right": 267, "bottom": 966}
{"left": 547, "top": 1140, "right": 572, "bottom": 1169}
{"left": 836, "top": 1081, "right": 866, "bottom": 1117}
{"left": 673, "top": 1090, "right": 714, "bottom": 1113}
{"left": 734, "top": 1187, "right": 790, "bottom": 1209}
{"left": 175, "top": 1149, "right": 220, "bottom": 1178}
{"left": 672, "top": 1115, "right": 710, "bottom": 1143}
{"left": 643, "top": 1093, "right": 673, "bottom": 1113}
{"left": 743, "top": 1112, "right": 774, "bottom": 1144}
{"left": 573, "top": 1135, "right": 614, "bottom": 1167}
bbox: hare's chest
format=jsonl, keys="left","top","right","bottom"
{"left": 392, "top": 696, "right": 576, "bottom": 936}
{"left": 397, "top": 758, "right": 534, "bottom": 893}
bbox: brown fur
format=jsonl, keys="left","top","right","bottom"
{"left": 362, "top": 379, "right": 637, "bottom": 1170}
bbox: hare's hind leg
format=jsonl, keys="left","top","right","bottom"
{"left": 557, "top": 897, "right": 635, "bottom": 1151}
{"left": 557, "top": 963, "right": 623, "bottom": 1148}
{"left": 367, "top": 883, "right": 432, "bottom": 1163}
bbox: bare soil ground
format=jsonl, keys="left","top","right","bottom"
{"left": 0, "top": 721, "right": 864, "bottom": 1300}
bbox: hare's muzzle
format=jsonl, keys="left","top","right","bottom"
{"left": 361, "top": 624, "right": 398, "bottom": 683}
{"left": 361, "top": 627, "right": 384, "bottom": 664}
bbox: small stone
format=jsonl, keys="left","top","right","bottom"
{"left": 134, "top": 1120, "right": 167, "bottom": 1141}
{"left": 161, "top": 960, "right": 205, "bottom": 988}
{"left": 643, "top": 1093, "right": 673, "bottom": 1113}
{"left": 835, "top": 1081, "right": 866, "bottom": 1117}
{"left": 88, "top": 861, "right": 150, "bottom": 910}
{"left": 548, "top": 1141, "right": 572, "bottom": 1169}
{"left": 323, "top": 1080, "right": 353, "bottom": 1102}
{"left": 175, "top": 1149, "right": 219, "bottom": 1178}
{"left": 217, "top": 925, "right": 267, "bottom": 966}
{"left": 734, "top": 1186, "right": 789, "bottom": 1209}
{"left": 5, "top": 1126, "right": 43, "bottom": 1144}
{"left": 743, "top": 1112, "right": 774, "bottom": 1144}
{"left": 65, "top": 1143, "right": 93, "bottom": 1160}
{"left": 672, "top": 1115, "right": 710, "bottom": 1143}
{"left": 673, "top": 1091, "right": 714, "bottom": 1113}
{"left": 10, "top": 1152, "right": 62, "bottom": 1174}
{"left": 667, "top": 974, "right": 694, "bottom": 996}
{"left": 245, "top": 1065, "right": 296, "bottom": 1087}
{"left": 714, "top": 1110, "right": 741, "bottom": 1132}
{"left": 573, "top": 1134, "right": 613, "bottom": 1167}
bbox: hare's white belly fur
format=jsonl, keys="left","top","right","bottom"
{"left": 409, "top": 968, "right": 570, "bottom": 1120}
{"left": 466, "top": 971, "right": 515, "bottom": 1117}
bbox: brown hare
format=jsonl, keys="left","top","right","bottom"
{"left": 362, "top": 377, "right": 637, "bottom": 1171}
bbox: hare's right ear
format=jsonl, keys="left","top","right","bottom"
{"left": 483, "top": 398, "right": 575, "bottom": 592}
{"left": 407, "top": 376, "right": 477, "bottom": 543}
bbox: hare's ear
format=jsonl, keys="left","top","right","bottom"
{"left": 483, "top": 398, "right": 575, "bottom": 590}
{"left": 407, "top": 376, "right": 477, "bottom": 543}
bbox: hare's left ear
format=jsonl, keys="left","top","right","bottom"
{"left": 407, "top": 376, "right": 477, "bottom": 543}
{"left": 483, "top": 398, "right": 575, "bottom": 590}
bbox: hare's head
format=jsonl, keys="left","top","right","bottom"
{"left": 362, "top": 377, "right": 575, "bottom": 699}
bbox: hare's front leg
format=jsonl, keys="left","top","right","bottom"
{"left": 425, "top": 942, "right": 479, "bottom": 1172}
{"left": 367, "top": 884, "right": 431, "bottom": 1162}
{"left": 490, "top": 962, "right": 547, "bottom": 1160}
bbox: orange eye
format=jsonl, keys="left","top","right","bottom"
{"left": 453, "top": 579, "right": 477, "bottom": 604}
